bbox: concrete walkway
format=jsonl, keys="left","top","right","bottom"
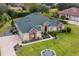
{"left": 0, "top": 35, "right": 21, "bottom": 56}
{"left": 64, "top": 20, "right": 79, "bottom": 26}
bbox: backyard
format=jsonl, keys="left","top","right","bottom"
{"left": 16, "top": 24, "right": 79, "bottom": 56}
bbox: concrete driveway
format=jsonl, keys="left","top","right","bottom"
{"left": 0, "top": 35, "right": 21, "bottom": 56}
{"left": 64, "top": 20, "right": 79, "bottom": 26}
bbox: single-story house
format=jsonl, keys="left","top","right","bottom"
{"left": 14, "top": 13, "right": 64, "bottom": 41}
{"left": 59, "top": 7, "right": 79, "bottom": 21}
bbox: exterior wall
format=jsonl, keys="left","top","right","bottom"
{"left": 48, "top": 26, "right": 57, "bottom": 32}
{"left": 59, "top": 13, "right": 79, "bottom": 21}
{"left": 22, "top": 31, "right": 42, "bottom": 41}
{"left": 69, "top": 16, "right": 79, "bottom": 21}
{"left": 41, "top": 26, "right": 44, "bottom": 32}
{"left": 42, "top": 23, "right": 65, "bottom": 33}
{"left": 57, "top": 23, "right": 65, "bottom": 31}
{"left": 14, "top": 23, "right": 23, "bottom": 41}
{"left": 48, "top": 23, "right": 65, "bottom": 32}
{"left": 22, "top": 33, "right": 29, "bottom": 41}
{"left": 36, "top": 31, "right": 42, "bottom": 38}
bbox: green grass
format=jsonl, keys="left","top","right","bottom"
{"left": 42, "top": 8, "right": 59, "bottom": 18}
{"left": 16, "top": 10, "right": 30, "bottom": 13}
{"left": 0, "top": 21, "right": 11, "bottom": 33}
{"left": 16, "top": 24, "right": 79, "bottom": 56}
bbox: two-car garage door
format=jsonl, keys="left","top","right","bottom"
{"left": 70, "top": 16, "right": 79, "bottom": 22}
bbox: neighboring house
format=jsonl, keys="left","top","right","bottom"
{"left": 59, "top": 7, "right": 79, "bottom": 21}
{"left": 42, "top": 3, "right": 57, "bottom": 9}
{"left": 14, "top": 13, "right": 64, "bottom": 41}
{"left": 8, "top": 5, "right": 23, "bottom": 11}
{"left": 42, "top": 3, "right": 53, "bottom": 9}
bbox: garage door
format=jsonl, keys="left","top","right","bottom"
{"left": 70, "top": 16, "right": 79, "bottom": 22}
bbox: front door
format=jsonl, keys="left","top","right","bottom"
{"left": 45, "top": 25, "right": 47, "bottom": 33}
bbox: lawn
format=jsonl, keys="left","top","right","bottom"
{"left": 0, "top": 21, "right": 11, "bottom": 36}
{"left": 0, "top": 21, "right": 11, "bottom": 33}
{"left": 42, "top": 8, "right": 59, "bottom": 18}
{"left": 16, "top": 24, "right": 79, "bottom": 56}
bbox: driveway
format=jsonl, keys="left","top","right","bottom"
{"left": 0, "top": 35, "right": 21, "bottom": 56}
{"left": 64, "top": 20, "right": 79, "bottom": 26}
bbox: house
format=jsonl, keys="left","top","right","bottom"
{"left": 8, "top": 5, "right": 23, "bottom": 11}
{"left": 59, "top": 7, "right": 79, "bottom": 21}
{"left": 14, "top": 13, "right": 64, "bottom": 41}
{"left": 42, "top": 3, "right": 53, "bottom": 9}
{"left": 42, "top": 3, "right": 57, "bottom": 9}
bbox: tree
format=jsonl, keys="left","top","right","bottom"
{"left": 57, "top": 3, "right": 79, "bottom": 10}
{"left": 29, "top": 4, "right": 42, "bottom": 13}
{"left": 0, "top": 4, "right": 8, "bottom": 15}
{"left": 40, "top": 6, "right": 49, "bottom": 13}
{"left": 7, "top": 9, "right": 17, "bottom": 19}
{"left": 1, "top": 13, "right": 11, "bottom": 23}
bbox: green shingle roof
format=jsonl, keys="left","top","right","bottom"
{"left": 48, "top": 18, "right": 61, "bottom": 26}
{"left": 15, "top": 13, "right": 61, "bottom": 33}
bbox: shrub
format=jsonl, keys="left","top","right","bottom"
{"left": 17, "top": 12, "right": 30, "bottom": 17}
{"left": 66, "top": 27, "right": 71, "bottom": 33}
{"left": 60, "top": 16, "right": 66, "bottom": 19}
{"left": 61, "top": 27, "right": 71, "bottom": 33}
{"left": 48, "top": 31, "right": 57, "bottom": 37}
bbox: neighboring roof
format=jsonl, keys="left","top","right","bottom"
{"left": 15, "top": 13, "right": 61, "bottom": 33}
{"left": 59, "top": 7, "right": 79, "bottom": 17}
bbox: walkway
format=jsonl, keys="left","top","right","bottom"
{"left": 0, "top": 35, "right": 21, "bottom": 56}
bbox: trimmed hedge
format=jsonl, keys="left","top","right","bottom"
{"left": 61, "top": 27, "right": 71, "bottom": 33}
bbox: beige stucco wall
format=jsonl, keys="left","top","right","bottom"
{"left": 58, "top": 23, "right": 65, "bottom": 31}
{"left": 48, "top": 26, "right": 57, "bottom": 32}
{"left": 36, "top": 31, "right": 42, "bottom": 38}
{"left": 22, "top": 33, "right": 29, "bottom": 41}
{"left": 48, "top": 23, "right": 65, "bottom": 32}
{"left": 41, "top": 26, "right": 45, "bottom": 32}
{"left": 61, "top": 24, "right": 65, "bottom": 30}
{"left": 22, "top": 31, "right": 42, "bottom": 41}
